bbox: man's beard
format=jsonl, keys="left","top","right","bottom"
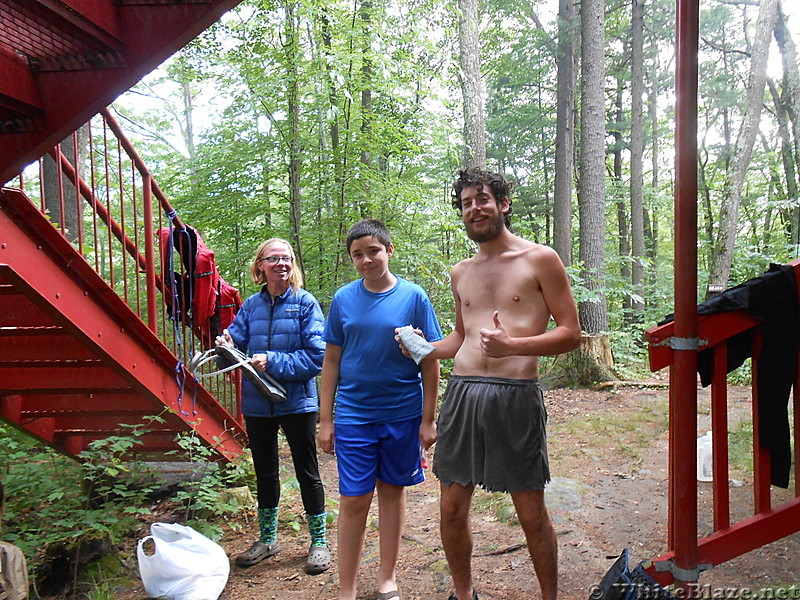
{"left": 465, "top": 212, "right": 504, "bottom": 243}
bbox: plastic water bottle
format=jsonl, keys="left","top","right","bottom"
{"left": 697, "top": 431, "right": 713, "bottom": 482}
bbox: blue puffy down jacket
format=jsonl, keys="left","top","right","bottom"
{"left": 226, "top": 286, "right": 325, "bottom": 417}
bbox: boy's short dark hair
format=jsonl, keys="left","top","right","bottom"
{"left": 346, "top": 219, "right": 392, "bottom": 253}
{"left": 451, "top": 167, "right": 514, "bottom": 228}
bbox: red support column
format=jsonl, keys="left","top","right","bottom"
{"left": 672, "top": 0, "right": 700, "bottom": 590}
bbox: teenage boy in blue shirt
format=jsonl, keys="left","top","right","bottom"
{"left": 318, "top": 219, "right": 442, "bottom": 600}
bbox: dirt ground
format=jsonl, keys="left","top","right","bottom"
{"left": 118, "top": 381, "right": 799, "bottom": 600}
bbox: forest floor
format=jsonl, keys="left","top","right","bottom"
{"left": 108, "top": 379, "right": 799, "bottom": 600}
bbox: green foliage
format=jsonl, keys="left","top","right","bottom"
{"left": 0, "top": 416, "right": 257, "bottom": 588}
{"left": 109, "top": 0, "right": 800, "bottom": 380}
{"left": 163, "top": 427, "right": 256, "bottom": 540}
{"left": 0, "top": 422, "right": 156, "bottom": 561}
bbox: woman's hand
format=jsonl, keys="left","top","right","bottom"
{"left": 215, "top": 328, "right": 234, "bottom": 348}
{"left": 251, "top": 353, "right": 267, "bottom": 372}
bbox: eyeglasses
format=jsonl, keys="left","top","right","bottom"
{"left": 259, "top": 256, "right": 293, "bottom": 264}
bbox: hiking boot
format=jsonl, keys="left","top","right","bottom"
{"left": 235, "top": 540, "right": 281, "bottom": 567}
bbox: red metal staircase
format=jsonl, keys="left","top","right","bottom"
{"left": 0, "top": 0, "right": 247, "bottom": 462}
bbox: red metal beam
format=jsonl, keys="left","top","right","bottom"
{"left": 646, "top": 497, "right": 800, "bottom": 585}
{"left": 0, "top": 46, "right": 43, "bottom": 120}
{"left": 3, "top": 391, "right": 149, "bottom": 414}
{"left": 35, "top": 415, "right": 181, "bottom": 433}
{"left": 647, "top": 310, "right": 758, "bottom": 371}
{"left": 0, "top": 365, "right": 128, "bottom": 391}
{"left": 0, "top": 293, "right": 59, "bottom": 326}
{"left": 0, "top": 334, "right": 95, "bottom": 361}
{"left": 25, "top": 0, "right": 123, "bottom": 48}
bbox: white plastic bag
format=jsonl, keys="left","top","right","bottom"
{"left": 696, "top": 431, "right": 713, "bottom": 482}
{"left": 137, "top": 522, "right": 230, "bottom": 600}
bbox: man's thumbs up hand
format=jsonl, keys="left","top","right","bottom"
{"left": 479, "top": 311, "right": 513, "bottom": 357}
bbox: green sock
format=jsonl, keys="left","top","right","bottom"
{"left": 306, "top": 512, "right": 327, "bottom": 547}
{"left": 258, "top": 507, "right": 278, "bottom": 545}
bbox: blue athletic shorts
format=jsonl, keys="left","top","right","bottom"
{"left": 334, "top": 416, "right": 424, "bottom": 496}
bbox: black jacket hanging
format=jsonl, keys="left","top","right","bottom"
{"left": 694, "top": 264, "right": 799, "bottom": 488}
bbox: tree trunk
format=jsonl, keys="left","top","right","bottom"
{"left": 577, "top": 0, "right": 609, "bottom": 334}
{"left": 43, "top": 125, "right": 88, "bottom": 244}
{"left": 541, "top": 334, "right": 616, "bottom": 389}
{"left": 767, "top": 78, "right": 800, "bottom": 246}
{"left": 553, "top": 0, "right": 577, "bottom": 265}
{"left": 707, "top": 0, "right": 778, "bottom": 294}
{"left": 283, "top": 0, "right": 304, "bottom": 272}
{"left": 629, "top": 0, "right": 646, "bottom": 317}
{"left": 612, "top": 75, "right": 632, "bottom": 319}
{"left": 359, "top": 0, "right": 373, "bottom": 206}
{"left": 318, "top": 9, "right": 345, "bottom": 290}
{"left": 773, "top": 0, "right": 800, "bottom": 247}
{"left": 457, "top": 0, "right": 486, "bottom": 168}
{"left": 645, "top": 62, "right": 659, "bottom": 269}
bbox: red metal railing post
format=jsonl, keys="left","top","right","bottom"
{"left": 672, "top": 0, "right": 700, "bottom": 590}
{"left": 142, "top": 174, "right": 158, "bottom": 332}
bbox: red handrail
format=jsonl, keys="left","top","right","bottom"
{"left": 5, "top": 108, "right": 241, "bottom": 423}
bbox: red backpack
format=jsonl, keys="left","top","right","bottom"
{"left": 158, "top": 224, "right": 233, "bottom": 336}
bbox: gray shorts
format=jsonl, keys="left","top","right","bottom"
{"left": 433, "top": 375, "right": 550, "bottom": 493}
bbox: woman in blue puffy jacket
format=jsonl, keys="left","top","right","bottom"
{"left": 216, "top": 238, "right": 329, "bottom": 574}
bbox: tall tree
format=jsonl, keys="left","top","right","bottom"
{"left": 611, "top": 71, "right": 632, "bottom": 318}
{"left": 457, "top": 0, "right": 486, "bottom": 167}
{"left": 553, "top": 0, "right": 577, "bottom": 265}
{"left": 578, "top": 0, "right": 609, "bottom": 333}
{"left": 707, "top": 0, "right": 778, "bottom": 293}
{"left": 42, "top": 126, "right": 87, "bottom": 243}
{"left": 283, "top": 0, "right": 305, "bottom": 271}
{"left": 629, "top": 0, "right": 646, "bottom": 316}
{"left": 773, "top": 0, "right": 800, "bottom": 246}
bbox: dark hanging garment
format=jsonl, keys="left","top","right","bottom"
{"left": 694, "top": 264, "right": 799, "bottom": 488}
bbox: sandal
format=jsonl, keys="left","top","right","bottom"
{"left": 447, "top": 591, "right": 478, "bottom": 600}
{"left": 305, "top": 544, "right": 331, "bottom": 574}
{"left": 235, "top": 540, "right": 281, "bottom": 567}
{"left": 377, "top": 591, "right": 400, "bottom": 600}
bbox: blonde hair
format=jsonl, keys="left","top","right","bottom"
{"left": 249, "top": 238, "right": 304, "bottom": 289}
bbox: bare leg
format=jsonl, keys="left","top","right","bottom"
{"left": 337, "top": 492, "right": 374, "bottom": 600}
{"left": 375, "top": 480, "right": 405, "bottom": 594}
{"left": 439, "top": 482, "right": 475, "bottom": 600}
{"left": 511, "top": 489, "right": 558, "bottom": 600}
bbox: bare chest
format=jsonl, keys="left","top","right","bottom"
{"left": 456, "top": 262, "right": 546, "bottom": 327}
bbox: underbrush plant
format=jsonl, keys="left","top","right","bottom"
{"left": 0, "top": 421, "right": 154, "bottom": 560}
{"left": 0, "top": 413, "right": 257, "bottom": 590}
{"left": 162, "top": 425, "right": 256, "bottom": 541}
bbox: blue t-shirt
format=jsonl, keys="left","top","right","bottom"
{"left": 323, "top": 276, "right": 443, "bottom": 425}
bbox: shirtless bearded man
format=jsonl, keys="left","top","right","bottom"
{"left": 416, "top": 167, "right": 581, "bottom": 600}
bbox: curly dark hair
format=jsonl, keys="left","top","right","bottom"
{"left": 451, "top": 167, "right": 513, "bottom": 228}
